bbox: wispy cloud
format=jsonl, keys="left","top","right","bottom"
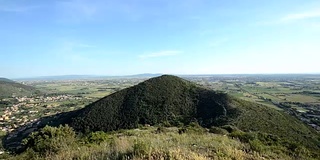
{"left": 54, "top": 0, "right": 104, "bottom": 23}
{"left": 281, "top": 10, "right": 320, "bottom": 22}
{"left": 139, "top": 50, "right": 182, "bottom": 59}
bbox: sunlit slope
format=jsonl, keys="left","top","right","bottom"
{"left": 0, "top": 78, "right": 38, "bottom": 98}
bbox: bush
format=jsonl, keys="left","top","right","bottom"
{"left": 85, "top": 131, "right": 109, "bottom": 144}
{"left": 22, "top": 125, "right": 76, "bottom": 155}
{"left": 133, "top": 140, "right": 150, "bottom": 156}
{"left": 220, "top": 125, "right": 239, "bottom": 133}
{"left": 249, "top": 139, "right": 265, "bottom": 152}
{"left": 229, "top": 131, "right": 256, "bottom": 143}
{"left": 155, "top": 127, "right": 167, "bottom": 134}
{"left": 209, "top": 127, "right": 229, "bottom": 135}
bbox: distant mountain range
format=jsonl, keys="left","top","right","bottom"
{"left": 14, "top": 73, "right": 164, "bottom": 81}
{"left": 0, "top": 78, "right": 39, "bottom": 98}
{"left": 13, "top": 73, "right": 320, "bottom": 81}
{"left": 4, "top": 75, "right": 320, "bottom": 154}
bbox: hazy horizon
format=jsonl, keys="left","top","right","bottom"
{"left": 1, "top": 0, "right": 320, "bottom": 78}
{"left": 5, "top": 72, "right": 320, "bottom": 80}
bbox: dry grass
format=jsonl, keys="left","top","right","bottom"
{"left": 10, "top": 126, "right": 295, "bottom": 160}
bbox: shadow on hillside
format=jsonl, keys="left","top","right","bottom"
{"left": 196, "top": 89, "right": 241, "bottom": 127}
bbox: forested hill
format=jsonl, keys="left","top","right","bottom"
{"left": 63, "top": 75, "right": 319, "bottom": 149}
{"left": 0, "top": 78, "right": 14, "bottom": 83}
{"left": 0, "top": 78, "right": 38, "bottom": 98}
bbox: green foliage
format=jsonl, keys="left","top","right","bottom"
{"left": 133, "top": 140, "right": 150, "bottom": 156}
{"left": 5, "top": 75, "right": 320, "bottom": 156}
{"left": 70, "top": 75, "right": 235, "bottom": 133}
{"left": 4, "top": 126, "right": 319, "bottom": 160}
{"left": 155, "top": 126, "right": 167, "bottom": 134}
{"left": 229, "top": 130, "right": 320, "bottom": 159}
{"left": 0, "top": 78, "right": 39, "bottom": 98}
{"left": 230, "top": 130, "right": 255, "bottom": 143}
{"left": 84, "top": 131, "right": 109, "bottom": 144}
{"left": 179, "top": 122, "right": 207, "bottom": 134}
{"left": 209, "top": 126, "right": 229, "bottom": 135}
{"left": 22, "top": 125, "right": 76, "bottom": 155}
{"left": 220, "top": 125, "right": 240, "bottom": 133}
{"left": 0, "top": 131, "right": 6, "bottom": 150}
{"left": 230, "top": 98, "right": 320, "bottom": 151}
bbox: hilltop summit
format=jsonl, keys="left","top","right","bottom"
{"left": 69, "top": 75, "right": 236, "bottom": 132}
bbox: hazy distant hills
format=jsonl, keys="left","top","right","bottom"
{"left": 14, "top": 73, "right": 320, "bottom": 81}
{"left": 0, "top": 78, "right": 15, "bottom": 83}
{"left": 0, "top": 78, "right": 38, "bottom": 98}
{"left": 4, "top": 75, "right": 320, "bottom": 154}
{"left": 15, "top": 73, "right": 163, "bottom": 81}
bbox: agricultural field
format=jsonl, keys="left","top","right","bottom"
{"left": 25, "top": 79, "right": 144, "bottom": 98}
{"left": 186, "top": 74, "right": 320, "bottom": 131}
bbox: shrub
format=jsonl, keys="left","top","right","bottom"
{"left": 229, "top": 131, "right": 256, "bottom": 143}
{"left": 209, "top": 127, "right": 229, "bottom": 135}
{"left": 220, "top": 125, "right": 239, "bottom": 133}
{"left": 179, "top": 122, "right": 207, "bottom": 134}
{"left": 22, "top": 125, "right": 76, "bottom": 155}
{"left": 85, "top": 131, "right": 109, "bottom": 144}
{"left": 155, "top": 127, "right": 167, "bottom": 134}
{"left": 133, "top": 140, "right": 150, "bottom": 156}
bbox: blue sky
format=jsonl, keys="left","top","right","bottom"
{"left": 1, "top": 0, "right": 320, "bottom": 78}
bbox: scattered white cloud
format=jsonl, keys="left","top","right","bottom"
{"left": 254, "top": 9, "right": 320, "bottom": 26}
{"left": 139, "top": 50, "right": 182, "bottom": 59}
{"left": 281, "top": 10, "right": 320, "bottom": 22}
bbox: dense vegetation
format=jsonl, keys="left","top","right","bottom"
{"left": 69, "top": 75, "right": 237, "bottom": 132}
{"left": 0, "top": 78, "right": 39, "bottom": 98}
{"left": 3, "top": 75, "right": 320, "bottom": 158}
{"left": 3, "top": 125, "right": 319, "bottom": 160}
{"left": 68, "top": 75, "right": 319, "bottom": 150}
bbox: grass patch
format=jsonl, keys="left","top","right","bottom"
{"left": 6, "top": 125, "right": 319, "bottom": 160}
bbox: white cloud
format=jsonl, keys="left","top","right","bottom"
{"left": 254, "top": 9, "right": 320, "bottom": 26}
{"left": 139, "top": 50, "right": 182, "bottom": 59}
{"left": 281, "top": 10, "right": 320, "bottom": 22}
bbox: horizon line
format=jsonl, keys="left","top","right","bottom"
{"left": 7, "top": 72, "right": 320, "bottom": 80}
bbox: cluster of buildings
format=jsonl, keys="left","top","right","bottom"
{"left": 16, "top": 95, "right": 81, "bottom": 103}
{"left": 0, "top": 95, "right": 82, "bottom": 133}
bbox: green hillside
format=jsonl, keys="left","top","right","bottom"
{"left": 67, "top": 75, "right": 234, "bottom": 131}
{"left": 0, "top": 78, "right": 14, "bottom": 83}
{"left": 3, "top": 75, "right": 320, "bottom": 158}
{"left": 0, "top": 78, "right": 38, "bottom": 98}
